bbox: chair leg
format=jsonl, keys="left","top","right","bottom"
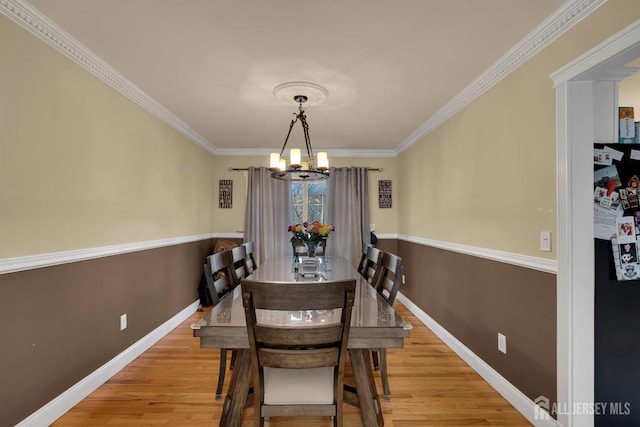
{"left": 380, "top": 349, "right": 391, "bottom": 400}
{"left": 371, "top": 350, "right": 380, "bottom": 371}
{"left": 230, "top": 349, "right": 237, "bottom": 370}
{"left": 216, "top": 348, "right": 228, "bottom": 399}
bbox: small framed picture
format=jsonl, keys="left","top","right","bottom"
{"left": 616, "top": 216, "right": 636, "bottom": 244}
{"left": 619, "top": 242, "right": 638, "bottom": 264}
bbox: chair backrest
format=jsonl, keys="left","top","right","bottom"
{"left": 377, "top": 252, "right": 403, "bottom": 306}
{"left": 316, "top": 239, "right": 327, "bottom": 256}
{"left": 361, "top": 246, "right": 383, "bottom": 287}
{"left": 291, "top": 239, "right": 327, "bottom": 257}
{"left": 243, "top": 241, "right": 257, "bottom": 274}
{"left": 230, "top": 245, "right": 250, "bottom": 285}
{"left": 242, "top": 279, "right": 356, "bottom": 422}
{"left": 203, "top": 251, "right": 234, "bottom": 305}
{"left": 357, "top": 242, "right": 373, "bottom": 274}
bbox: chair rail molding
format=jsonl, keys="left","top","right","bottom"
{"left": 397, "top": 234, "right": 557, "bottom": 274}
{"left": 0, "top": 233, "right": 244, "bottom": 275}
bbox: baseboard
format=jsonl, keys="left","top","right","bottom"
{"left": 19, "top": 294, "right": 558, "bottom": 426}
{"left": 397, "top": 293, "right": 562, "bottom": 427}
{"left": 16, "top": 300, "right": 201, "bottom": 427}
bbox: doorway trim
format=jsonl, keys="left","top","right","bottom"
{"left": 551, "top": 19, "right": 640, "bottom": 427}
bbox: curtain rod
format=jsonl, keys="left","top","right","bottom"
{"left": 229, "top": 167, "right": 382, "bottom": 172}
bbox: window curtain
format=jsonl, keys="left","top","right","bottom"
{"left": 243, "top": 167, "right": 294, "bottom": 266}
{"left": 325, "top": 167, "right": 370, "bottom": 266}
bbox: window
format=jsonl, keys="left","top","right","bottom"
{"left": 292, "top": 181, "right": 327, "bottom": 224}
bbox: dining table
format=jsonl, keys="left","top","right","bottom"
{"left": 192, "top": 255, "right": 412, "bottom": 427}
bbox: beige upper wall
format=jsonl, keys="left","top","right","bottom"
{"left": 0, "top": 15, "right": 216, "bottom": 258}
{"left": 398, "top": 1, "right": 640, "bottom": 259}
{"left": 0, "top": 8, "right": 396, "bottom": 259}
{"left": 210, "top": 155, "right": 398, "bottom": 234}
{"left": 7, "top": 1, "right": 640, "bottom": 260}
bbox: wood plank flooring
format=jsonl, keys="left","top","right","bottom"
{"left": 52, "top": 302, "right": 532, "bottom": 426}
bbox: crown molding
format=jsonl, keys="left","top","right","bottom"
{"left": 395, "top": 0, "right": 606, "bottom": 155}
{"left": 0, "top": 0, "right": 217, "bottom": 155}
{"left": 214, "top": 147, "right": 397, "bottom": 158}
{"left": 0, "top": 0, "right": 398, "bottom": 160}
{"left": 1, "top": 0, "right": 603, "bottom": 159}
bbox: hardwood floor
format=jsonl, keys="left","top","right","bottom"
{"left": 52, "top": 302, "right": 532, "bottom": 426}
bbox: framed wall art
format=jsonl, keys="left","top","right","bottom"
{"left": 219, "top": 179, "right": 233, "bottom": 208}
{"left": 379, "top": 179, "right": 392, "bottom": 208}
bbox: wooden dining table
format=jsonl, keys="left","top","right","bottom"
{"left": 192, "top": 256, "right": 412, "bottom": 427}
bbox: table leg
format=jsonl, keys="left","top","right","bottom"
{"left": 349, "top": 349, "right": 384, "bottom": 427}
{"left": 220, "top": 349, "right": 251, "bottom": 427}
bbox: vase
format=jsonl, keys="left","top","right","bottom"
{"left": 304, "top": 240, "right": 319, "bottom": 257}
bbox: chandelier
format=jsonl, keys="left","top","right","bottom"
{"left": 269, "top": 94, "right": 329, "bottom": 181}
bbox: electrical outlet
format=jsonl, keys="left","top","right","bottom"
{"left": 498, "top": 333, "right": 507, "bottom": 354}
{"left": 402, "top": 274, "right": 406, "bottom": 284}
{"left": 120, "top": 314, "right": 127, "bottom": 331}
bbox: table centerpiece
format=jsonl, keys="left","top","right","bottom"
{"left": 288, "top": 220, "right": 334, "bottom": 257}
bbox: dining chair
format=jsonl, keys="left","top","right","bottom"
{"left": 291, "top": 239, "right": 327, "bottom": 257}
{"left": 230, "top": 244, "right": 250, "bottom": 286}
{"left": 361, "top": 246, "right": 383, "bottom": 287}
{"left": 357, "top": 242, "right": 373, "bottom": 275}
{"left": 241, "top": 278, "right": 356, "bottom": 427}
{"left": 292, "top": 240, "right": 305, "bottom": 257}
{"left": 243, "top": 241, "right": 257, "bottom": 274}
{"left": 371, "top": 251, "right": 404, "bottom": 400}
{"left": 316, "top": 238, "right": 327, "bottom": 256}
{"left": 204, "top": 250, "right": 237, "bottom": 398}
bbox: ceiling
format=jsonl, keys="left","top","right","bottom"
{"left": 19, "top": 0, "right": 569, "bottom": 157}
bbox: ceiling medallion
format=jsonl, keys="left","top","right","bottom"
{"left": 272, "top": 81, "right": 329, "bottom": 106}
{"left": 269, "top": 82, "right": 329, "bottom": 182}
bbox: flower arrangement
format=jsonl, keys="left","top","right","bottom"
{"left": 288, "top": 221, "right": 334, "bottom": 243}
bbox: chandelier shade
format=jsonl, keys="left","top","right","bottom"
{"left": 269, "top": 93, "right": 329, "bottom": 181}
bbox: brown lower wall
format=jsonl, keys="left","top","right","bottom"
{"left": 391, "top": 239, "right": 557, "bottom": 405}
{"left": 1, "top": 237, "right": 555, "bottom": 425}
{"left": 0, "top": 238, "right": 243, "bottom": 426}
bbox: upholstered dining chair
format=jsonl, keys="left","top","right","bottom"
{"left": 371, "top": 251, "right": 404, "bottom": 400}
{"left": 204, "top": 250, "right": 237, "bottom": 398}
{"left": 241, "top": 278, "right": 356, "bottom": 427}
{"left": 230, "top": 244, "right": 250, "bottom": 286}
{"left": 243, "top": 241, "right": 257, "bottom": 274}
{"left": 360, "top": 246, "right": 383, "bottom": 287}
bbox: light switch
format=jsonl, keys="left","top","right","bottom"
{"left": 540, "top": 231, "right": 551, "bottom": 252}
